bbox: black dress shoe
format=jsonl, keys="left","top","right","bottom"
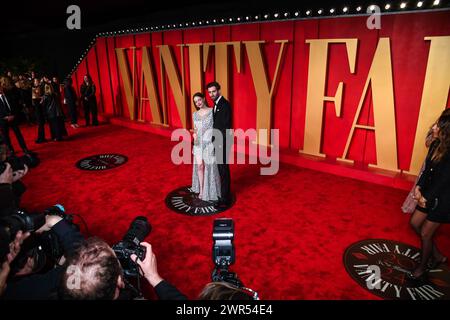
{"left": 217, "top": 198, "right": 231, "bottom": 206}
{"left": 35, "top": 139, "right": 47, "bottom": 144}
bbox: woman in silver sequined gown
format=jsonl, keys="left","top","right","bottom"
{"left": 191, "top": 93, "right": 221, "bottom": 202}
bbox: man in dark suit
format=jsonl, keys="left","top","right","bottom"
{"left": 207, "top": 81, "right": 232, "bottom": 205}
{"left": 0, "top": 83, "right": 29, "bottom": 155}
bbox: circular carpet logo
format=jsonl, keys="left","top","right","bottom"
{"left": 344, "top": 239, "right": 450, "bottom": 300}
{"left": 76, "top": 154, "right": 128, "bottom": 171}
{"left": 165, "top": 186, "right": 235, "bottom": 216}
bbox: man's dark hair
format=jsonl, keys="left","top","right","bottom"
{"left": 206, "top": 81, "right": 221, "bottom": 90}
{"left": 59, "top": 237, "right": 122, "bottom": 300}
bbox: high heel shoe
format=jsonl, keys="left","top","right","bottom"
{"left": 428, "top": 256, "right": 448, "bottom": 269}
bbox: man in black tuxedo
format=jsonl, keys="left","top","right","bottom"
{"left": 0, "top": 83, "right": 29, "bottom": 155}
{"left": 207, "top": 81, "right": 232, "bottom": 205}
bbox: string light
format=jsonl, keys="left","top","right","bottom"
{"left": 68, "top": 4, "right": 444, "bottom": 77}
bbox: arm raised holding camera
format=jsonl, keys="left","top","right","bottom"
{"left": 131, "top": 242, "right": 187, "bottom": 300}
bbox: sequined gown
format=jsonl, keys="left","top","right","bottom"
{"left": 191, "top": 109, "right": 221, "bottom": 201}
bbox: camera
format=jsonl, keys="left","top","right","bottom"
{"left": 0, "top": 209, "right": 46, "bottom": 241}
{"left": 211, "top": 218, "right": 243, "bottom": 288}
{"left": 211, "top": 218, "right": 259, "bottom": 299}
{"left": 112, "top": 216, "right": 151, "bottom": 278}
{"left": 0, "top": 205, "right": 73, "bottom": 269}
{"left": 0, "top": 152, "right": 40, "bottom": 174}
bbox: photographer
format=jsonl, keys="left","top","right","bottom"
{"left": 1, "top": 213, "right": 83, "bottom": 299}
{"left": 59, "top": 239, "right": 186, "bottom": 300}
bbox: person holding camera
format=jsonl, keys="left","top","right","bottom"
{"left": 1, "top": 213, "right": 84, "bottom": 299}
{"left": 59, "top": 238, "right": 186, "bottom": 300}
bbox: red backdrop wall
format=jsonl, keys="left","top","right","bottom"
{"left": 71, "top": 11, "right": 450, "bottom": 187}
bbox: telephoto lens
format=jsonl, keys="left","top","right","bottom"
{"left": 112, "top": 216, "right": 151, "bottom": 277}
{"left": 123, "top": 216, "right": 152, "bottom": 245}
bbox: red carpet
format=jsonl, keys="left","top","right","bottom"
{"left": 12, "top": 121, "right": 450, "bottom": 299}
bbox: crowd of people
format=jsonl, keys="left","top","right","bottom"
{"left": 0, "top": 74, "right": 252, "bottom": 301}
{"left": 0, "top": 71, "right": 99, "bottom": 154}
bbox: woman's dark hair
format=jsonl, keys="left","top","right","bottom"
{"left": 84, "top": 74, "right": 92, "bottom": 83}
{"left": 192, "top": 92, "right": 205, "bottom": 110}
{"left": 431, "top": 114, "right": 450, "bottom": 163}
{"left": 198, "top": 282, "right": 254, "bottom": 300}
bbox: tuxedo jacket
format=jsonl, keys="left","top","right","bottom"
{"left": 213, "top": 96, "right": 232, "bottom": 136}
{"left": 0, "top": 91, "right": 22, "bottom": 123}
{"left": 417, "top": 140, "right": 450, "bottom": 215}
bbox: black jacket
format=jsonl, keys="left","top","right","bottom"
{"left": 213, "top": 96, "right": 232, "bottom": 134}
{"left": 64, "top": 85, "right": 77, "bottom": 104}
{"left": 80, "top": 83, "right": 96, "bottom": 101}
{"left": 0, "top": 90, "right": 21, "bottom": 119}
{"left": 42, "top": 93, "right": 64, "bottom": 119}
{"left": 417, "top": 140, "right": 450, "bottom": 215}
{"left": 154, "top": 280, "right": 187, "bottom": 300}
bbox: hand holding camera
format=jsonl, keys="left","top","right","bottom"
{"left": 0, "top": 163, "right": 13, "bottom": 184}
{"left": 130, "top": 242, "right": 163, "bottom": 287}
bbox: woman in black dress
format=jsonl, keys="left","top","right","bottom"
{"left": 42, "top": 84, "right": 66, "bottom": 141}
{"left": 409, "top": 113, "right": 450, "bottom": 279}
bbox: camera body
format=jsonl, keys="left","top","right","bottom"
{"left": 211, "top": 218, "right": 243, "bottom": 288}
{"left": 212, "top": 218, "right": 235, "bottom": 268}
{"left": 0, "top": 152, "right": 40, "bottom": 174}
{"left": 113, "top": 239, "right": 147, "bottom": 278}
{"left": 112, "top": 216, "right": 151, "bottom": 278}
{"left": 0, "top": 205, "right": 72, "bottom": 269}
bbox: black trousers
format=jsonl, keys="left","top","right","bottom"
{"left": 215, "top": 136, "right": 232, "bottom": 202}
{"left": 33, "top": 99, "right": 46, "bottom": 141}
{"left": 67, "top": 101, "right": 77, "bottom": 124}
{"left": 48, "top": 117, "right": 65, "bottom": 140}
{"left": 0, "top": 120, "right": 28, "bottom": 153}
{"left": 83, "top": 99, "right": 98, "bottom": 126}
